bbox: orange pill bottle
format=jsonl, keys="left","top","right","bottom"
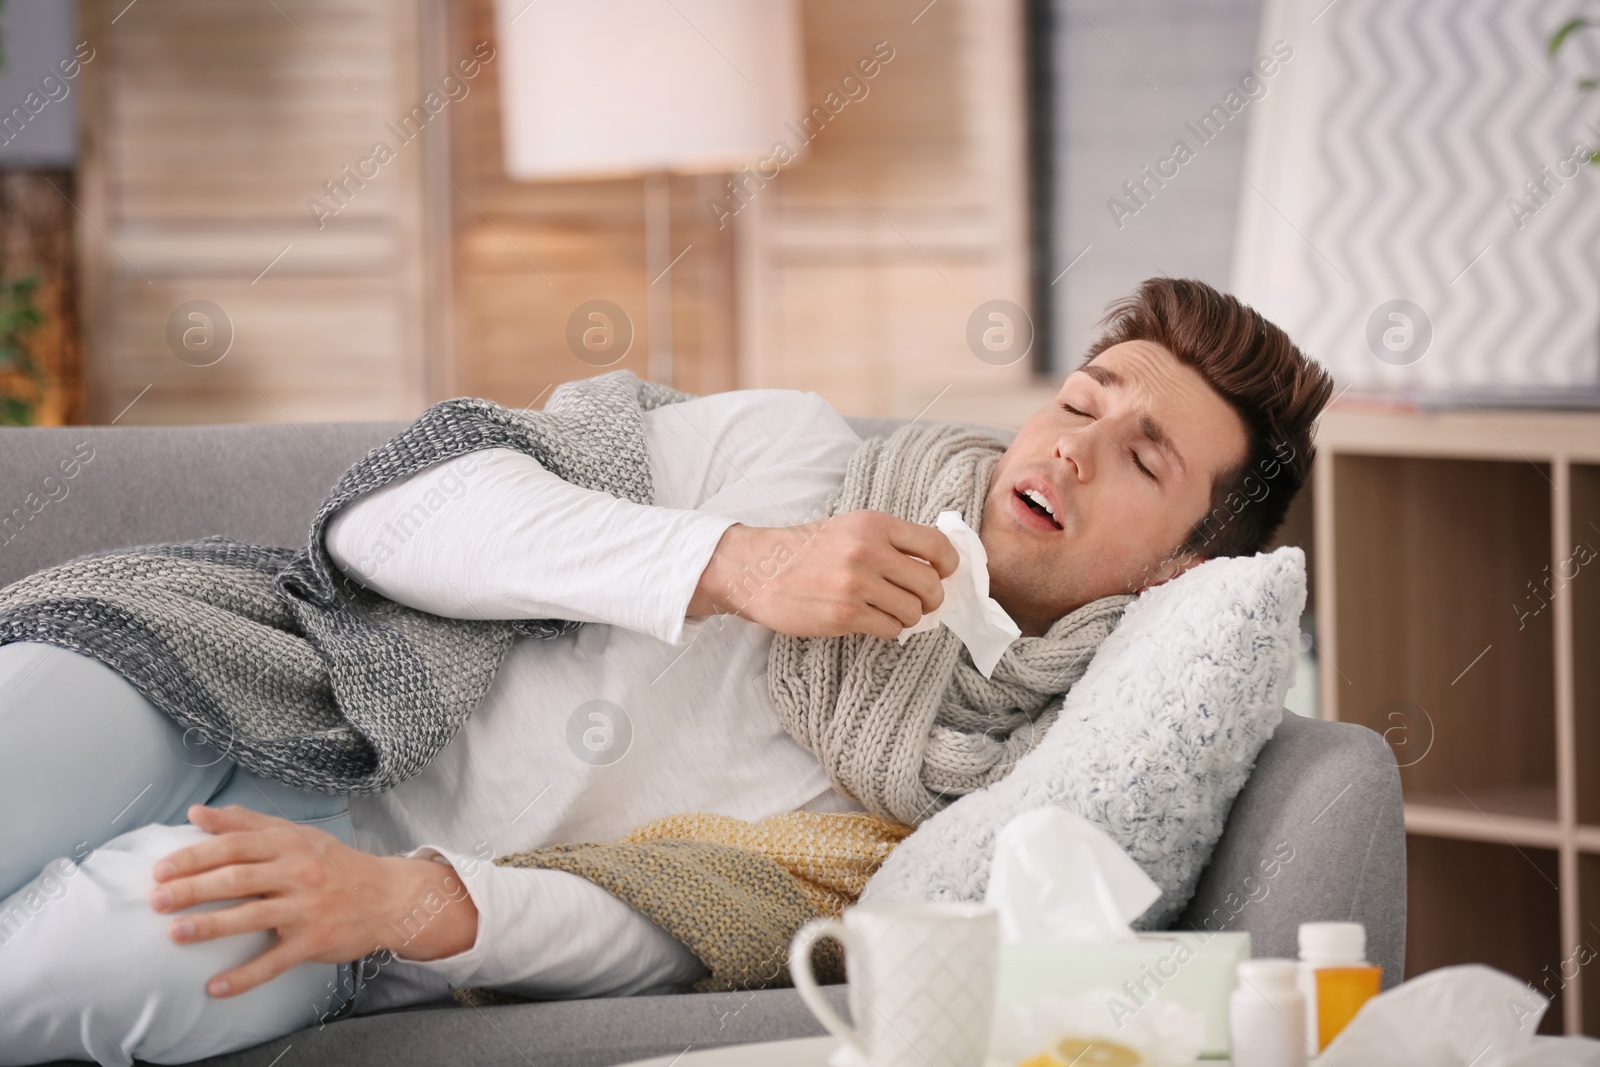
{"left": 1296, "top": 921, "right": 1383, "bottom": 1055}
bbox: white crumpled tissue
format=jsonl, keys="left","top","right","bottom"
{"left": 984, "top": 807, "right": 1162, "bottom": 946}
{"left": 897, "top": 510, "right": 1022, "bottom": 678}
{"left": 1321, "top": 964, "right": 1600, "bottom": 1067}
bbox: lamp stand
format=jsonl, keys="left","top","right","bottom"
{"left": 644, "top": 170, "right": 674, "bottom": 386}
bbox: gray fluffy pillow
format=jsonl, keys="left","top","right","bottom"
{"left": 860, "top": 546, "right": 1305, "bottom": 927}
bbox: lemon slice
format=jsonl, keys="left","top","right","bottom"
{"left": 1016, "top": 1034, "right": 1146, "bottom": 1066}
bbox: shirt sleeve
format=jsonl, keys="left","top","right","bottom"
{"left": 395, "top": 843, "right": 710, "bottom": 998}
{"left": 322, "top": 447, "right": 736, "bottom": 646}
{"left": 323, "top": 389, "right": 859, "bottom": 647}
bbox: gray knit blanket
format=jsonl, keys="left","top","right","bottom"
{"left": 0, "top": 372, "right": 689, "bottom": 795}
{"left": 0, "top": 372, "right": 1131, "bottom": 815}
{"left": 768, "top": 424, "right": 1132, "bottom": 825}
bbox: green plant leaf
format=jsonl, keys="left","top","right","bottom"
{"left": 0, "top": 395, "right": 33, "bottom": 427}
{"left": 1551, "top": 16, "right": 1593, "bottom": 55}
{"left": 0, "top": 270, "right": 47, "bottom": 424}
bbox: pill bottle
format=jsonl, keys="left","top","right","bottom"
{"left": 1230, "top": 959, "right": 1307, "bottom": 1067}
{"left": 1297, "top": 921, "right": 1383, "bottom": 1055}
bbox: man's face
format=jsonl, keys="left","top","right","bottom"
{"left": 981, "top": 339, "right": 1250, "bottom": 636}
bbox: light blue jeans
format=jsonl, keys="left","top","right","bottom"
{"left": 0, "top": 641, "right": 360, "bottom": 1066}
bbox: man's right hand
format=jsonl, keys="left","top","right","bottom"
{"left": 689, "top": 510, "right": 959, "bottom": 640}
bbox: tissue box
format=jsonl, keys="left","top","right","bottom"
{"left": 996, "top": 931, "right": 1250, "bottom": 1058}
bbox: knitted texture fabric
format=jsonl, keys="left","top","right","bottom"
{"left": 619, "top": 811, "right": 913, "bottom": 917}
{"left": 767, "top": 422, "right": 1134, "bottom": 826}
{"left": 450, "top": 810, "right": 911, "bottom": 1006}
{"left": 0, "top": 371, "right": 691, "bottom": 796}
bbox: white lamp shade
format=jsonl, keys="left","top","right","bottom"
{"left": 493, "top": 0, "right": 805, "bottom": 180}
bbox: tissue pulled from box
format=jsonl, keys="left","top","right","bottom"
{"left": 984, "top": 807, "right": 1162, "bottom": 946}
{"left": 896, "top": 510, "right": 1021, "bottom": 678}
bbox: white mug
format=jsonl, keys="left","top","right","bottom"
{"left": 789, "top": 902, "right": 999, "bottom": 1067}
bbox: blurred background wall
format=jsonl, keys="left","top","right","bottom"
{"left": 33, "top": 0, "right": 1041, "bottom": 426}
{"left": 3, "top": 0, "right": 1597, "bottom": 423}
{"left": 1044, "top": 0, "right": 1265, "bottom": 374}
{"left": 0, "top": 0, "right": 1277, "bottom": 429}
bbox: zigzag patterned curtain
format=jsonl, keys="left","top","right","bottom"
{"left": 1234, "top": 0, "right": 1600, "bottom": 402}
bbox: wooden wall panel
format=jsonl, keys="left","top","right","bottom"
{"left": 78, "top": 0, "right": 1035, "bottom": 424}
{"left": 443, "top": 0, "right": 1031, "bottom": 419}
{"left": 76, "top": 0, "right": 431, "bottom": 424}
{"left": 442, "top": 0, "right": 738, "bottom": 405}
{"left": 741, "top": 0, "right": 1041, "bottom": 422}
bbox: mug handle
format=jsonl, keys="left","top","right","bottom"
{"left": 789, "top": 917, "right": 868, "bottom": 1059}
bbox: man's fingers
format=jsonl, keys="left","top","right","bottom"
{"left": 838, "top": 579, "right": 902, "bottom": 639}
{"left": 878, "top": 550, "right": 946, "bottom": 614}
{"left": 152, "top": 860, "right": 281, "bottom": 913}
{"left": 852, "top": 603, "right": 906, "bottom": 641}
{"left": 207, "top": 938, "right": 308, "bottom": 998}
{"left": 169, "top": 897, "right": 295, "bottom": 946}
{"left": 154, "top": 828, "right": 281, "bottom": 881}
{"left": 882, "top": 519, "right": 959, "bottom": 579}
{"left": 862, "top": 577, "right": 925, "bottom": 629}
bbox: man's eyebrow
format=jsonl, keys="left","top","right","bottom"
{"left": 1076, "top": 362, "right": 1189, "bottom": 477}
{"left": 1079, "top": 363, "right": 1122, "bottom": 389}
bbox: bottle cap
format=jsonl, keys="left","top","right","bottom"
{"left": 1298, "top": 921, "right": 1366, "bottom": 962}
{"left": 1236, "top": 958, "right": 1299, "bottom": 992}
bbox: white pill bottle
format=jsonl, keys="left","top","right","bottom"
{"left": 1230, "top": 958, "right": 1308, "bottom": 1067}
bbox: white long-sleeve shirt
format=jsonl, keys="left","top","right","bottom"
{"left": 322, "top": 389, "right": 868, "bottom": 1009}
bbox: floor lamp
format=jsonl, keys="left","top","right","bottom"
{"left": 493, "top": 0, "right": 804, "bottom": 386}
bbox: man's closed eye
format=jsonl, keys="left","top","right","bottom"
{"left": 1060, "top": 402, "right": 1159, "bottom": 482}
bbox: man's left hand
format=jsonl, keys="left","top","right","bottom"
{"left": 148, "top": 803, "right": 467, "bottom": 998}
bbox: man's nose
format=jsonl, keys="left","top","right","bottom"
{"left": 1055, "top": 425, "right": 1096, "bottom": 482}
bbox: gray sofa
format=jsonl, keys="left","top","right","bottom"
{"left": 0, "top": 416, "right": 1406, "bottom": 1067}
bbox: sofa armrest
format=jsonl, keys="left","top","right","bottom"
{"left": 1173, "top": 711, "right": 1407, "bottom": 988}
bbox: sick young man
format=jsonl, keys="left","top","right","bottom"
{"left": 0, "top": 277, "right": 1331, "bottom": 1065}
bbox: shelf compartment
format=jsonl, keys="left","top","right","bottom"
{"left": 1406, "top": 835, "right": 1564, "bottom": 1035}
{"left": 1573, "top": 464, "right": 1600, "bottom": 827}
{"left": 1331, "top": 455, "right": 1556, "bottom": 809}
{"left": 1407, "top": 783, "right": 1559, "bottom": 823}
{"left": 1584, "top": 854, "right": 1600, "bottom": 1037}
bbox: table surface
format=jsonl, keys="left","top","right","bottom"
{"left": 615, "top": 1036, "right": 1235, "bottom": 1066}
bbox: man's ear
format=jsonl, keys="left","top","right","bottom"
{"left": 1132, "top": 546, "right": 1208, "bottom": 594}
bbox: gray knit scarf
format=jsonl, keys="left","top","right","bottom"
{"left": 0, "top": 373, "right": 1130, "bottom": 816}
{"left": 768, "top": 424, "right": 1132, "bottom": 825}
{"left": 0, "top": 372, "right": 687, "bottom": 795}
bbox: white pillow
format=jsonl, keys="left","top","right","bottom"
{"left": 860, "top": 545, "right": 1305, "bottom": 928}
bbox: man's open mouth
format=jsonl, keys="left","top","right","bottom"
{"left": 1013, "top": 486, "right": 1063, "bottom": 530}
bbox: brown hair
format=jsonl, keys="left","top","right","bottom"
{"left": 1081, "top": 277, "right": 1334, "bottom": 559}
